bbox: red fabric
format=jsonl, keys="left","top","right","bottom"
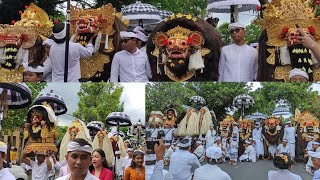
{"left": 91, "top": 167, "right": 113, "bottom": 180}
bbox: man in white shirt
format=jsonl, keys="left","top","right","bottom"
{"left": 47, "top": 150, "right": 61, "bottom": 180}
{"left": 49, "top": 22, "right": 95, "bottom": 82}
{"left": 205, "top": 125, "right": 216, "bottom": 150}
{"left": 283, "top": 120, "right": 297, "bottom": 163}
{"left": 239, "top": 140, "right": 257, "bottom": 162}
{"left": 252, "top": 122, "right": 264, "bottom": 159}
{"left": 193, "top": 146, "right": 232, "bottom": 180}
{"left": 56, "top": 138, "right": 98, "bottom": 180}
{"left": 310, "top": 152, "right": 320, "bottom": 180}
{"left": 276, "top": 139, "right": 291, "bottom": 156}
{"left": 112, "top": 151, "right": 124, "bottom": 179}
{"left": 162, "top": 124, "right": 175, "bottom": 143}
{"left": 21, "top": 151, "right": 52, "bottom": 180}
{"left": 0, "top": 141, "right": 15, "bottom": 180}
{"left": 122, "top": 148, "right": 133, "bottom": 173}
{"left": 194, "top": 141, "right": 205, "bottom": 163}
{"left": 110, "top": 31, "right": 152, "bottom": 82}
{"left": 218, "top": 22, "right": 258, "bottom": 82}
{"left": 169, "top": 138, "right": 201, "bottom": 180}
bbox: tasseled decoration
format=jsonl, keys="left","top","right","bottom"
{"left": 104, "top": 34, "right": 109, "bottom": 50}
{"left": 162, "top": 54, "right": 167, "bottom": 75}
{"left": 189, "top": 49, "right": 204, "bottom": 71}
{"left": 94, "top": 32, "right": 102, "bottom": 53}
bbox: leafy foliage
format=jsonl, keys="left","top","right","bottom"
{"left": 218, "top": 22, "right": 231, "bottom": 45}
{"left": 55, "top": 126, "right": 68, "bottom": 141}
{"left": 73, "top": 83, "right": 124, "bottom": 125}
{"left": 245, "top": 22, "right": 262, "bottom": 44}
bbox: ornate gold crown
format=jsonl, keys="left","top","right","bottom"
{"left": 14, "top": 4, "right": 53, "bottom": 37}
{"left": 70, "top": 119, "right": 82, "bottom": 128}
{"left": 167, "top": 26, "right": 191, "bottom": 39}
{"left": 261, "top": 0, "right": 320, "bottom": 46}
{"left": 164, "top": 13, "right": 197, "bottom": 22}
{"left": 70, "top": 4, "right": 116, "bottom": 35}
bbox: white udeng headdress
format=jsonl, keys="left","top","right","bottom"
{"left": 67, "top": 141, "right": 93, "bottom": 153}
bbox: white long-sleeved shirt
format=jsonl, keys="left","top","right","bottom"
{"left": 218, "top": 44, "right": 258, "bottom": 82}
{"left": 194, "top": 145, "right": 205, "bottom": 162}
{"left": 277, "top": 144, "right": 290, "bottom": 155}
{"left": 283, "top": 126, "right": 296, "bottom": 143}
{"left": 48, "top": 157, "right": 61, "bottom": 177}
{"left": 110, "top": 48, "right": 152, "bottom": 82}
{"left": 146, "top": 160, "right": 173, "bottom": 180}
{"left": 49, "top": 41, "right": 94, "bottom": 82}
{"left": 0, "top": 168, "right": 15, "bottom": 180}
{"left": 193, "top": 164, "right": 232, "bottom": 180}
{"left": 169, "top": 150, "right": 201, "bottom": 180}
{"left": 268, "top": 169, "right": 302, "bottom": 180}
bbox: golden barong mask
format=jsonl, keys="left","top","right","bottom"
{"left": 154, "top": 26, "right": 203, "bottom": 59}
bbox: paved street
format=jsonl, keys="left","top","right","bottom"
{"left": 165, "top": 160, "right": 313, "bottom": 180}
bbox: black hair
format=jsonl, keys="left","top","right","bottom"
{"left": 89, "top": 149, "right": 111, "bottom": 172}
{"left": 129, "top": 151, "right": 144, "bottom": 169}
{"left": 273, "top": 155, "right": 292, "bottom": 169}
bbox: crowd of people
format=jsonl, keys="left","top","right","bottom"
{"left": 0, "top": 138, "right": 148, "bottom": 180}
{"left": 145, "top": 113, "right": 320, "bottom": 180}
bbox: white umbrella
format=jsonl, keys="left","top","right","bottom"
{"left": 206, "top": 0, "right": 260, "bottom": 22}
{"left": 122, "top": 1, "right": 161, "bottom": 28}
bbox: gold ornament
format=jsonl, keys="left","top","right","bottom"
{"left": 14, "top": 4, "right": 53, "bottom": 37}
{"left": 274, "top": 66, "right": 292, "bottom": 82}
{"left": 80, "top": 53, "right": 110, "bottom": 79}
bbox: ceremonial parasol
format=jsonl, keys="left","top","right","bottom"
{"left": 33, "top": 89, "right": 67, "bottom": 116}
{"left": 159, "top": 10, "right": 173, "bottom": 20}
{"left": 122, "top": 1, "right": 161, "bottom": 28}
{"left": 0, "top": 83, "right": 32, "bottom": 129}
{"left": 233, "top": 94, "right": 254, "bottom": 117}
{"left": 206, "top": 0, "right": 260, "bottom": 23}
{"left": 106, "top": 112, "right": 132, "bottom": 174}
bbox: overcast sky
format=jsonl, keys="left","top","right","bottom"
{"left": 41, "top": 83, "right": 145, "bottom": 126}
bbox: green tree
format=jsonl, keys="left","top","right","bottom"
{"left": 145, "top": 82, "right": 251, "bottom": 121}
{"left": 1, "top": 82, "right": 47, "bottom": 135}
{"left": 55, "top": 126, "right": 68, "bottom": 141}
{"left": 245, "top": 22, "right": 262, "bottom": 44}
{"left": 250, "top": 83, "right": 320, "bottom": 118}
{"left": 145, "top": 82, "right": 196, "bottom": 120}
{"left": 218, "top": 22, "right": 231, "bottom": 45}
{"left": 73, "top": 83, "right": 124, "bottom": 124}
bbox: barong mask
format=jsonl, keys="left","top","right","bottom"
{"left": 0, "top": 4, "right": 52, "bottom": 81}
{"left": 154, "top": 26, "right": 204, "bottom": 79}
{"left": 70, "top": 4, "right": 121, "bottom": 79}
{"left": 219, "top": 115, "right": 234, "bottom": 137}
{"left": 0, "top": 26, "right": 37, "bottom": 69}
{"left": 149, "top": 14, "right": 218, "bottom": 82}
{"left": 70, "top": 5, "right": 115, "bottom": 46}
{"left": 259, "top": 0, "right": 320, "bottom": 81}
{"left": 295, "top": 110, "right": 320, "bottom": 140}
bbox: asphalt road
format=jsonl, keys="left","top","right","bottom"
{"left": 165, "top": 159, "right": 313, "bottom": 180}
